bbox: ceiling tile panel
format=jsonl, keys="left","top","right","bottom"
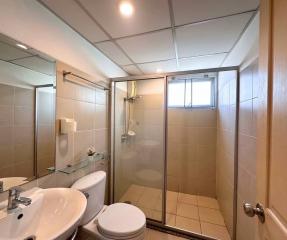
{"left": 176, "top": 12, "right": 253, "bottom": 58}
{"left": 0, "top": 42, "right": 32, "bottom": 61}
{"left": 122, "top": 65, "right": 142, "bottom": 76}
{"left": 138, "top": 59, "right": 177, "bottom": 74}
{"left": 117, "top": 30, "right": 175, "bottom": 63}
{"left": 40, "top": 0, "right": 109, "bottom": 42}
{"left": 12, "top": 56, "right": 55, "bottom": 75}
{"left": 95, "top": 41, "right": 132, "bottom": 65}
{"left": 178, "top": 54, "right": 227, "bottom": 71}
{"left": 172, "top": 0, "right": 259, "bottom": 26}
{"left": 78, "top": 0, "right": 171, "bottom": 38}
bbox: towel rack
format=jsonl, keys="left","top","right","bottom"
{"left": 63, "top": 71, "right": 109, "bottom": 91}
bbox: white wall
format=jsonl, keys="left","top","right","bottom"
{"left": 222, "top": 12, "right": 259, "bottom": 68}
{"left": 0, "top": 0, "right": 127, "bottom": 80}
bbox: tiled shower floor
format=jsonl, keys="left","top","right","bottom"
{"left": 120, "top": 184, "right": 231, "bottom": 240}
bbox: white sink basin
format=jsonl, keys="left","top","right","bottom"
{"left": 0, "top": 188, "right": 87, "bottom": 240}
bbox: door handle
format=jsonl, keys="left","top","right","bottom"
{"left": 243, "top": 203, "right": 265, "bottom": 223}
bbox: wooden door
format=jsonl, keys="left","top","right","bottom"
{"left": 255, "top": 0, "right": 287, "bottom": 239}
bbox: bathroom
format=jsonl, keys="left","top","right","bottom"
{"left": 0, "top": 0, "right": 286, "bottom": 240}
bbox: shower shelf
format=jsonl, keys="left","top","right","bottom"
{"left": 59, "top": 153, "right": 105, "bottom": 174}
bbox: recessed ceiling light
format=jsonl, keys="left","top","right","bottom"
{"left": 16, "top": 43, "right": 28, "bottom": 50}
{"left": 119, "top": 1, "right": 134, "bottom": 17}
{"left": 156, "top": 68, "right": 163, "bottom": 73}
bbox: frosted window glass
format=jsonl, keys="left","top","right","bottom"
{"left": 168, "top": 79, "right": 214, "bottom": 108}
{"left": 168, "top": 81, "right": 185, "bottom": 107}
{"left": 192, "top": 81, "right": 212, "bottom": 106}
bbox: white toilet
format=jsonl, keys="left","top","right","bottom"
{"left": 72, "top": 171, "right": 146, "bottom": 240}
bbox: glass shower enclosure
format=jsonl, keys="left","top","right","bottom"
{"left": 111, "top": 68, "right": 238, "bottom": 240}
{"left": 111, "top": 78, "right": 166, "bottom": 222}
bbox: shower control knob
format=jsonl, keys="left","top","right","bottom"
{"left": 243, "top": 203, "right": 265, "bottom": 223}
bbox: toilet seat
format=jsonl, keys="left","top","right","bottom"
{"left": 97, "top": 203, "right": 146, "bottom": 239}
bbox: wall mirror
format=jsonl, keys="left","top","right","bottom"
{"left": 0, "top": 33, "right": 56, "bottom": 192}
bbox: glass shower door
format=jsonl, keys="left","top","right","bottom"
{"left": 112, "top": 78, "right": 166, "bottom": 222}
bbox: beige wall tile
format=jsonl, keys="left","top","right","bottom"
{"left": 75, "top": 84, "right": 96, "bottom": 103}
{"left": 14, "top": 106, "right": 34, "bottom": 126}
{"left": 74, "top": 130, "right": 94, "bottom": 163}
{"left": 0, "top": 165, "right": 14, "bottom": 178}
{"left": 0, "top": 84, "right": 14, "bottom": 105}
{"left": 13, "top": 126, "right": 34, "bottom": 144}
{"left": 94, "top": 129, "right": 108, "bottom": 152}
{"left": 94, "top": 104, "right": 107, "bottom": 129}
{"left": 0, "top": 106, "right": 13, "bottom": 126}
{"left": 96, "top": 89, "right": 107, "bottom": 105}
{"left": 0, "top": 127, "right": 13, "bottom": 146}
{"left": 14, "top": 143, "right": 34, "bottom": 165}
{"left": 14, "top": 87, "right": 34, "bottom": 107}
{"left": 239, "top": 100, "right": 253, "bottom": 135}
{"left": 216, "top": 70, "right": 237, "bottom": 237}
{"left": 56, "top": 133, "right": 73, "bottom": 170}
{"left": 194, "top": 109, "right": 217, "bottom": 128}
{"left": 240, "top": 67, "right": 253, "bottom": 102}
{"left": 0, "top": 145, "right": 13, "bottom": 168}
{"left": 14, "top": 162, "right": 34, "bottom": 178}
{"left": 56, "top": 97, "right": 74, "bottom": 119}
{"left": 236, "top": 60, "right": 258, "bottom": 240}
{"left": 74, "top": 101, "right": 95, "bottom": 131}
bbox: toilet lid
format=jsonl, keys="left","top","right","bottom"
{"left": 98, "top": 203, "right": 146, "bottom": 237}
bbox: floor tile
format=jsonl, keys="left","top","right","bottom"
{"left": 144, "top": 187, "right": 162, "bottom": 199}
{"left": 138, "top": 188, "right": 160, "bottom": 209}
{"left": 201, "top": 222, "right": 231, "bottom": 240}
{"left": 167, "top": 191, "right": 179, "bottom": 202}
{"left": 154, "top": 197, "right": 163, "bottom": 211}
{"left": 167, "top": 198, "right": 177, "bottom": 214}
{"left": 150, "top": 210, "right": 163, "bottom": 221}
{"left": 197, "top": 196, "right": 219, "bottom": 209}
{"left": 148, "top": 229, "right": 186, "bottom": 240}
{"left": 178, "top": 193, "right": 197, "bottom": 205}
{"left": 177, "top": 203, "right": 199, "bottom": 220}
{"left": 166, "top": 214, "right": 176, "bottom": 226}
{"left": 136, "top": 205, "right": 153, "bottom": 219}
{"left": 176, "top": 216, "right": 201, "bottom": 234}
{"left": 119, "top": 184, "right": 145, "bottom": 204}
{"left": 198, "top": 207, "right": 225, "bottom": 226}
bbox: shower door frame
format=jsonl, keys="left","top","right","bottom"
{"left": 110, "top": 76, "right": 168, "bottom": 225}
{"left": 110, "top": 66, "right": 239, "bottom": 240}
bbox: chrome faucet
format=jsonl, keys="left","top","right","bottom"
{"left": 0, "top": 181, "right": 3, "bottom": 193}
{"left": 7, "top": 187, "right": 32, "bottom": 211}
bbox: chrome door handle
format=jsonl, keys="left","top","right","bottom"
{"left": 243, "top": 203, "right": 265, "bottom": 223}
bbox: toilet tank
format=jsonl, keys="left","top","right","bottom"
{"left": 72, "top": 171, "right": 106, "bottom": 225}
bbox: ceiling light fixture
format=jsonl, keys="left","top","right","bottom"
{"left": 16, "top": 43, "right": 28, "bottom": 50}
{"left": 156, "top": 68, "right": 163, "bottom": 73}
{"left": 119, "top": 1, "right": 134, "bottom": 17}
